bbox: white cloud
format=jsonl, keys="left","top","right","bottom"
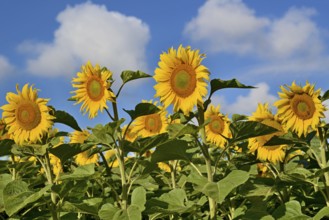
{"left": 184, "top": 0, "right": 269, "bottom": 54}
{"left": 212, "top": 82, "right": 277, "bottom": 116}
{"left": 184, "top": 0, "right": 328, "bottom": 75}
{"left": 266, "top": 8, "right": 323, "bottom": 59}
{"left": 0, "top": 55, "right": 14, "bottom": 78}
{"left": 20, "top": 2, "right": 150, "bottom": 84}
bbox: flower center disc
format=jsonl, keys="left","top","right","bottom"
{"left": 170, "top": 64, "right": 196, "bottom": 98}
{"left": 209, "top": 116, "right": 224, "bottom": 134}
{"left": 16, "top": 102, "right": 41, "bottom": 130}
{"left": 291, "top": 94, "right": 315, "bottom": 120}
{"left": 145, "top": 114, "right": 162, "bottom": 133}
{"left": 87, "top": 78, "right": 104, "bottom": 101}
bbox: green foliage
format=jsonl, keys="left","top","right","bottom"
{"left": 53, "top": 109, "right": 82, "bottom": 131}
{"left": 3, "top": 180, "right": 51, "bottom": 216}
{"left": 0, "top": 139, "right": 14, "bottom": 156}
{"left": 124, "top": 103, "right": 160, "bottom": 121}
{"left": 272, "top": 200, "right": 310, "bottom": 220}
{"left": 150, "top": 140, "right": 190, "bottom": 163}
{"left": 230, "top": 120, "right": 279, "bottom": 143}
{"left": 49, "top": 143, "right": 93, "bottom": 163}
{"left": 210, "top": 78, "right": 255, "bottom": 97}
{"left": 120, "top": 70, "right": 151, "bottom": 84}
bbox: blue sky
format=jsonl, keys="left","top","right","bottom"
{"left": 1, "top": 0, "right": 329, "bottom": 131}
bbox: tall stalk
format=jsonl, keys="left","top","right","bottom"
{"left": 197, "top": 106, "right": 217, "bottom": 219}
{"left": 43, "top": 151, "right": 59, "bottom": 220}
{"left": 318, "top": 127, "right": 329, "bottom": 207}
{"left": 112, "top": 100, "right": 128, "bottom": 210}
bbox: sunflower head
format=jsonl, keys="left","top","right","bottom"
{"left": 274, "top": 81, "right": 326, "bottom": 137}
{"left": 204, "top": 104, "right": 231, "bottom": 148}
{"left": 131, "top": 100, "right": 169, "bottom": 138}
{"left": 248, "top": 103, "right": 286, "bottom": 164}
{"left": 154, "top": 45, "right": 210, "bottom": 115}
{"left": 70, "top": 130, "right": 99, "bottom": 166}
{"left": 1, "top": 84, "right": 55, "bottom": 145}
{"left": 71, "top": 61, "right": 116, "bottom": 119}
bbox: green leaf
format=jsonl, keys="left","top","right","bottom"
{"left": 264, "top": 135, "right": 306, "bottom": 146}
{"left": 61, "top": 198, "right": 103, "bottom": 215}
{"left": 60, "top": 164, "right": 95, "bottom": 181}
{"left": 192, "top": 170, "right": 249, "bottom": 204}
{"left": 121, "top": 70, "right": 151, "bottom": 84}
{"left": 89, "top": 120, "right": 124, "bottom": 144}
{"left": 112, "top": 205, "right": 142, "bottom": 220}
{"left": 167, "top": 123, "right": 199, "bottom": 139}
{"left": 49, "top": 143, "right": 93, "bottom": 163}
{"left": 134, "top": 175, "right": 159, "bottom": 191}
{"left": 321, "top": 89, "right": 329, "bottom": 102}
{"left": 0, "top": 174, "right": 12, "bottom": 212}
{"left": 127, "top": 205, "right": 142, "bottom": 220}
{"left": 98, "top": 203, "right": 120, "bottom": 220}
{"left": 217, "top": 170, "right": 249, "bottom": 203}
{"left": 145, "top": 189, "right": 194, "bottom": 215}
{"left": 124, "top": 103, "right": 160, "bottom": 121}
{"left": 131, "top": 186, "right": 146, "bottom": 212}
{"left": 0, "top": 139, "right": 14, "bottom": 156}
{"left": 53, "top": 110, "right": 82, "bottom": 131}
{"left": 271, "top": 200, "right": 310, "bottom": 220}
{"left": 230, "top": 121, "right": 278, "bottom": 143}
{"left": 151, "top": 140, "right": 190, "bottom": 163}
{"left": 3, "top": 180, "right": 51, "bottom": 216}
{"left": 313, "top": 166, "right": 329, "bottom": 179}
{"left": 186, "top": 169, "right": 208, "bottom": 186}
{"left": 52, "top": 181, "right": 75, "bottom": 199}
{"left": 314, "top": 207, "right": 329, "bottom": 220}
{"left": 210, "top": 78, "right": 255, "bottom": 96}
{"left": 130, "top": 133, "right": 169, "bottom": 155}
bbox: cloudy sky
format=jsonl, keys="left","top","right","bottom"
{"left": 1, "top": 0, "right": 329, "bottom": 130}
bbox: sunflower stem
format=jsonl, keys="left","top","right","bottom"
{"left": 318, "top": 127, "right": 329, "bottom": 207}
{"left": 105, "top": 108, "right": 115, "bottom": 121}
{"left": 112, "top": 100, "right": 119, "bottom": 121}
{"left": 170, "top": 161, "right": 177, "bottom": 189}
{"left": 10, "top": 155, "right": 17, "bottom": 180}
{"left": 197, "top": 105, "right": 217, "bottom": 219}
{"left": 44, "top": 150, "right": 59, "bottom": 220}
{"left": 116, "top": 147, "right": 128, "bottom": 210}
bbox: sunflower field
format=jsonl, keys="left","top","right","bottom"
{"left": 1, "top": 45, "right": 329, "bottom": 220}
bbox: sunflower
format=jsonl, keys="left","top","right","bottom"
{"left": 205, "top": 104, "right": 231, "bottom": 148}
{"left": 1, "top": 84, "right": 55, "bottom": 145}
{"left": 131, "top": 101, "right": 168, "bottom": 138}
{"left": 71, "top": 61, "right": 115, "bottom": 119}
{"left": 70, "top": 130, "right": 99, "bottom": 166}
{"left": 248, "top": 103, "right": 286, "bottom": 164}
{"left": 154, "top": 45, "right": 210, "bottom": 115}
{"left": 122, "top": 125, "right": 138, "bottom": 142}
{"left": 274, "top": 81, "right": 326, "bottom": 137}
